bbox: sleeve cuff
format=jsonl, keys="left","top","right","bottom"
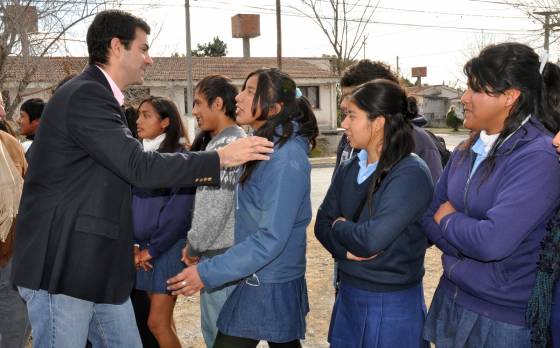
{"left": 187, "top": 243, "right": 201, "bottom": 258}
{"left": 440, "top": 212, "right": 457, "bottom": 234}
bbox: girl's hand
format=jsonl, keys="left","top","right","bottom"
{"left": 346, "top": 251, "right": 382, "bottom": 261}
{"left": 434, "top": 201, "right": 456, "bottom": 225}
{"left": 332, "top": 217, "right": 346, "bottom": 228}
{"left": 553, "top": 131, "right": 560, "bottom": 155}
{"left": 181, "top": 244, "right": 199, "bottom": 266}
{"left": 167, "top": 265, "right": 204, "bottom": 296}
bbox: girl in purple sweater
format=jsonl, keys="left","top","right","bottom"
{"left": 422, "top": 43, "right": 560, "bottom": 348}
{"left": 133, "top": 96, "right": 195, "bottom": 348}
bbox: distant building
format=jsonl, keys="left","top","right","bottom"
{"left": 407, "top": 85, "right": 463, "bottom": 128}
{"left": 3, "top": 56, "right": 339, "bottom": 137}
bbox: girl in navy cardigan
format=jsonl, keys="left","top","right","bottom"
{"left": 422, "top": 43, "right": 560, "bottom": 348}
{"left": 133, "top": 96, "right": 195, "bottom": 348}
{"left": 315, "top": 79, "right": 433, "bottom": 348}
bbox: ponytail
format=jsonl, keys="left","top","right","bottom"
{"left": 538, "top": 62, "right": 560, "bottom": 134}
{"left": 239, "top": 68, "right": 319, "bottom": 184}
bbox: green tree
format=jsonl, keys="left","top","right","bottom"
{"left": 446, "top": 106, "right": 461, "bottom": 131}
{"left": 192, "top": 36, "right": 227, "bottom": 57}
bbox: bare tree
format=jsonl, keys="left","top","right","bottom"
{"left": 504, "top": 0, "right": 560, "bottom": 49}
{"left": 290, "top": 0, "right": 379, "bottom": 75}
{"left": 0, "top": 0, "right": 118, "bottom": 120}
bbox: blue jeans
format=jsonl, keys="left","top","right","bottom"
{"left": 0, "top": 259, "right": 30, "bottom": 348}
{"left": 200, "top": 255, "right": 236, "bottom": 348}
{"left": 18, "top": 287, "right": 141, "bottom": 348}
{"left": 329, "top": 282, "right": 427, "bottom": 348}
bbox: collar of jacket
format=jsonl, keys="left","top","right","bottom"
{"left": 467, "top": 115, "right": 551, "bottom": 157}
{"left": 82, "top": 64, "right": 113, "bottom": 95}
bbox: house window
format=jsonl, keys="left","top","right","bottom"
{"left": 299, "top": 86, "right": 320, "bottom": 109}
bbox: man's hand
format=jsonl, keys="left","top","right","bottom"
{"left": 216, "top": 136, "right": 274, "bottom": 168}
{"left": 167, "top": 265, "right": 204, "bottom": 296}
{"left": 434, "top": 201, "right": 456, "bottom": 225}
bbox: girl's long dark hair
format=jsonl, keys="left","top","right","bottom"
{"left": 349, "top": 79, "right": 414, "bottom": 214}
{"left": 239, "top": 68, "right": 319, "bottom": 184}
{"left": 137, "top": 96, "right": 189, "bottom": 153}
{"left": 461, "top": 43, "right": 560, "bottom": 174}
{"left": 190, "top": 75, "right": 238, "bottom": 151}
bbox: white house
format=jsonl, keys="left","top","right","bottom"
{"left": 407, "top": 85, "right": 464, "bottom": 127}
{"left": 3, "top": 56, "right": 339, "bottom": 137}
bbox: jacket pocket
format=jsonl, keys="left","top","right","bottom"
{"left": 75, "top": 214, "right": 119, "bottom": 240}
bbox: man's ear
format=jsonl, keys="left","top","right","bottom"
{"left": 212, "top": 97, "right": 224, "bottom": 112}
{"left": 109, "top": 37, "right": 123, "bottom": 58}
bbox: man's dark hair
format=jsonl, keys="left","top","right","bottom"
{"left": 20, "top": 98, "right": 45, "bottom": 122}
{"left": 340, "top": 60, "right": 398, "bottom": 88}
{"left": 86, "top": 10, "right": 151, "bottom": 66}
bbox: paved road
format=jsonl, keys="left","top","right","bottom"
{"left": 433, "top": 131, "right": 469, "bottom": 150}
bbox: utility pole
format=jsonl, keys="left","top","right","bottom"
{"left": 396, "top": 56, "right": 400, "bottom": 77}
{"left": 534, "top": 11, "right": 560, "bottom": 51}
{"left": 184, "top": 0, "right": 194, "bottom": 118}
{"left": 276, "top": 0, "right": 282, "bottom": 70}
{"left": 362, "top": 35, "right": 367, "bottom": 59}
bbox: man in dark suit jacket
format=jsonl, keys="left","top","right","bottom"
{"left": 11, "top": 10, "right": 272, "bottom": 347}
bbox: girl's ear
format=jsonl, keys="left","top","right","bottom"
{"left": 503, "top": 88, "right": 521, "bottom": 108}
{"left": 372, "top": 116, "right": 386, "bottom": 132}
{"left": 269, "top": 102, "right": 282, "bottom": 117}
{"left": 160, "top": 117, "right": 170, "bottom": 130}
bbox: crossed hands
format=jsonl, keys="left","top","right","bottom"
{"left": 331, "top": 217, "right": 383, "bottom": 261}
{"left": 133, "top": 246, "right": 153, "bottom": 271}
{"left": 433, "top": 201, "right": 456, "bottom": 225}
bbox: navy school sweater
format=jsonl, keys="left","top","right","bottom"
{"left": 315, "top": 153, "right": 433, "bottom": 292}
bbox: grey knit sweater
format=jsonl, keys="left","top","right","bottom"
{"left": 187, "top": 125, "right": 246, "bottom": 257}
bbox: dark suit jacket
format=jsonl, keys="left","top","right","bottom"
{"left": 11, "top": 65, "right": 220, "bottom": 304}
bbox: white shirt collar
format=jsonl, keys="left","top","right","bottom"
{"left": 142, "top": 133, "right": 166, "bottom": 152}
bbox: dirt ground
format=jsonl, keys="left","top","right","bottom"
{"left": 174, "top": 222, "right": 443, "bottom": 348}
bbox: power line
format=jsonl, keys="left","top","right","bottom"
{"left": 183, "top": 2, "right": 540, "bottom": 34}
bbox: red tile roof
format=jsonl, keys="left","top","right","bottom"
{"left": 4, "top": 56, "right": 337, "bottom": 83}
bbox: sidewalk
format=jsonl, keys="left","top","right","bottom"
{"left": 310, "top": 156, "right": 336, "bottom": 168}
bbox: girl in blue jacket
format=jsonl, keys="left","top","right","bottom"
{"left": 167, "top": 68, "right": 318, "bottom": 348}
{"left": 422, "top": 43, "right": 560, "bottom": 348}
{"left": 133, "top": 96, "right": 195, "bottom": 348}
{"left": 315, "top": 79, "right": 433, "bottom": 348}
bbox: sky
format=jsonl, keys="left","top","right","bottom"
{"left": 66, "top": 0, "right": 559, "bottom": 87}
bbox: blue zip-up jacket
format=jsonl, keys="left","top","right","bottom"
{"left": 316, "top": 154, "right": 433, "bottom": 291}
{"left": 422, "top": 116, "right": 560, "bottom": 326}
{"left": 197, "top": 133, "right": 312, "bottom": 289}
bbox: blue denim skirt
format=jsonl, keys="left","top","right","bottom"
{"left": 135, "top": 238, "right": 186, "bottom": 294}
{"left": 423, "top": 286, "right": 531, "bottom": 348}
{"left": 217, "top": 276, "right": 309, "bottom": 343}
{"left": 328, "top": 281, "right": 427, "bottom": 348}
{"left": 552, "top": 283, "right": 559, "bottom": 348}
